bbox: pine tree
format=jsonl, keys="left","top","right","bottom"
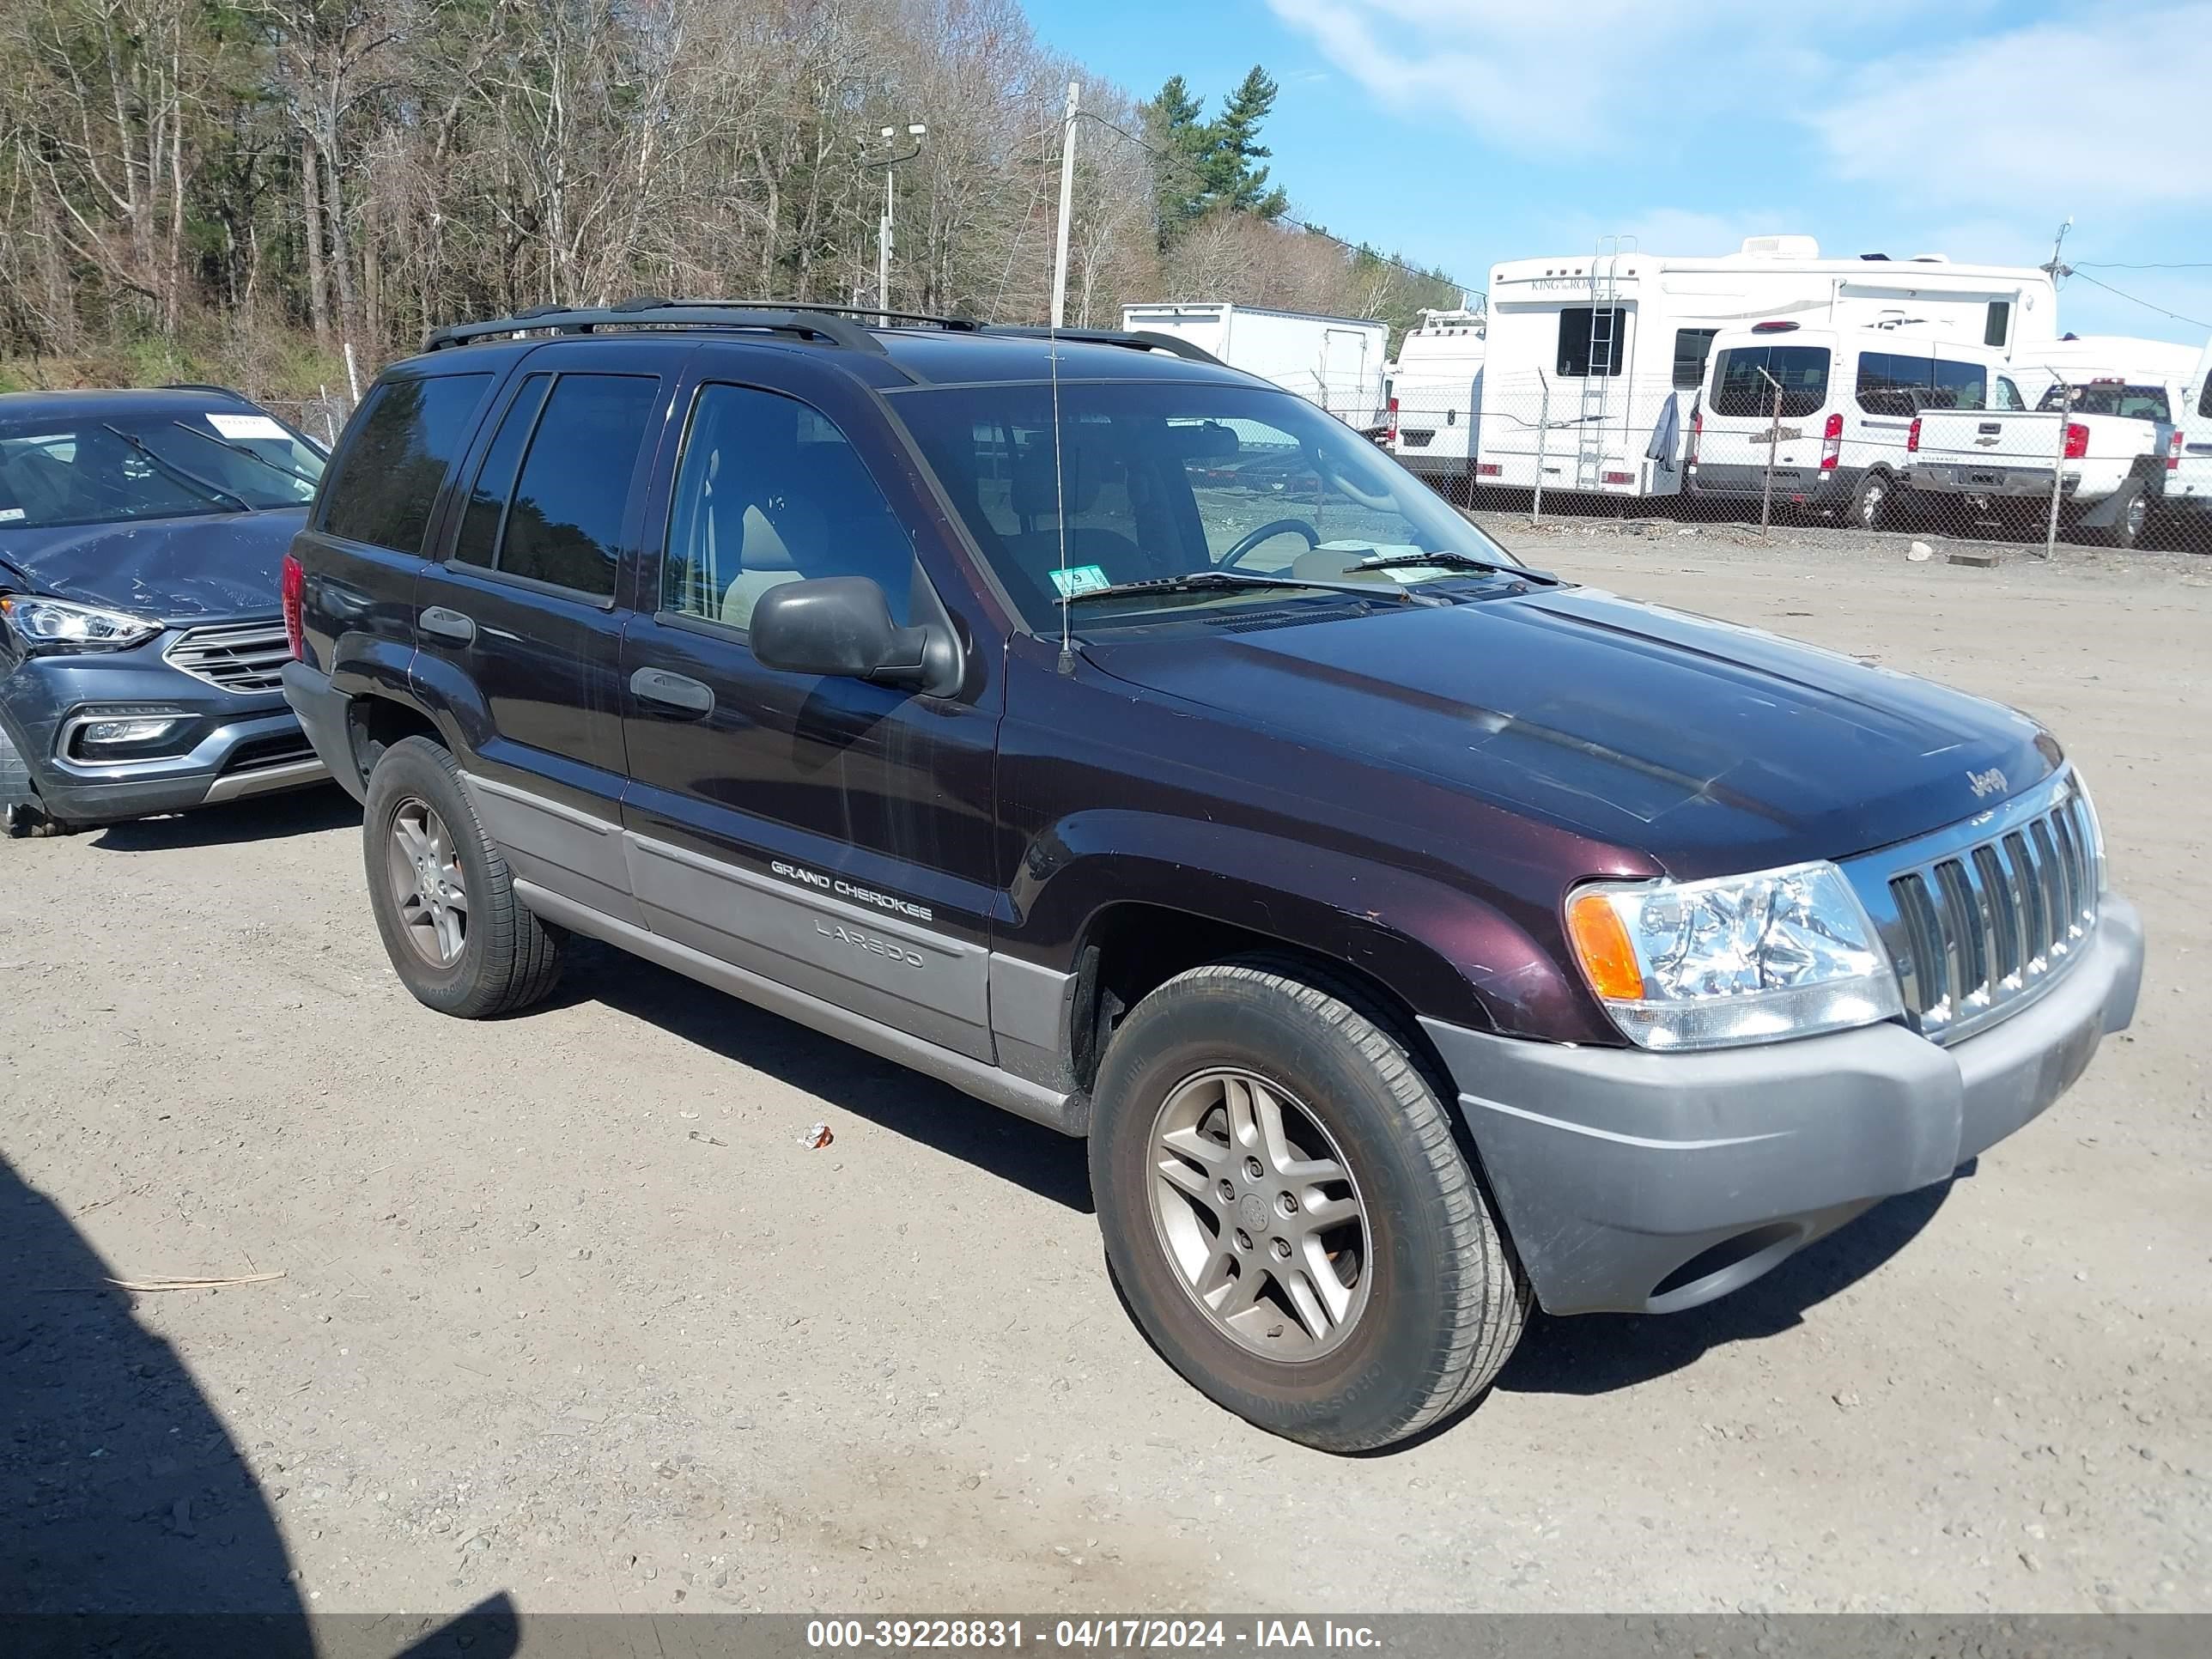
{"left": 1201, "top": 66, "right": 1288, "bottom": 221}
{"left": 1142, "top": 75, "right": 1212, "bottom": 250}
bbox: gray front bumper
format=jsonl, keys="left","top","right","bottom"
{"left": 1421, "top": 895, "right": 2143, "bottom": 1316}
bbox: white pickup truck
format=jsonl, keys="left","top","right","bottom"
{"left": 1905, "top": 376, "right": 2178, "bottom": 548}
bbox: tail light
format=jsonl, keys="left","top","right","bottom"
{"left": 1385, "top": 397, "right": 1399, "bottom": 445}
{"left": 1475, "top": 462, "right": 1503, "bottom": 477}
{"left": 2063, "top": 422, "right": 2090, "bottom": 461}
{"left": 1820, "top": 410, "right": 1844, "bottom": 471}
{"left": 2168, "top": 428, "right": 2185, "bottom": 471}
{"left": 281, "top": 551, "right": 305, "bottom": 660}
{"left": 1906, "top": 416, "right": 1921, "bottom": 454}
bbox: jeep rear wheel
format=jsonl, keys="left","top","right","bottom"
{"left": 362, "top": 736, "right": 562, "bottom": 1018}
{"left": 1090, "top": 957, "right": 1528, "bottom": 1452}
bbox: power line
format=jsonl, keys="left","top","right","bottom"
{"left": 2075, "top": 261, "right": 2212, "bottom": 270}
{"left": 2063, "top": 269, "right": 2212, "bottom": 331}
{"left": 1069, "top": 107, "right": 1477, "bottom": 300}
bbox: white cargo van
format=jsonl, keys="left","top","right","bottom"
{"left": 2179, "top": 335, "right": 2212, "bottom": 526}
{"left": 1477, "top": 236, "right": 2058, "bottom": 501}
{"left": 1687, "top": 322, "right": 2018, "bottom": 529}
{"left": 1120, "top": 303, "right": 1389, "bottom": 428}
{"left": 1385, "top": 309, "right": 1486, "bottom": 489}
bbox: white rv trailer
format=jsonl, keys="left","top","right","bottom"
{"left": 1473, "top": 236, "right": 2060, "bottom": 500}
{"left": 1120, "top": 302, "right": 1389, "bottom": 428}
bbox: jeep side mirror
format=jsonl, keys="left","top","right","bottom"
{"left": 749, "top": 575, "right": 958, "bottom": 696}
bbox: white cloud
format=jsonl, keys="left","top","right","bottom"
{"left": 1808, "top": 4, "right": 2212, "bottom": 214}
{"left": 1263, "top": 0, "right": 1944, "bottom": 155}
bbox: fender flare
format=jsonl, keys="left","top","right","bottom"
{"left": 1009, "top": 810, "right": 1620, "bottom": 1044}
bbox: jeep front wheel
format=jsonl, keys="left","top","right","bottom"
{"left": 1089, "top": 957, "right": 1528, "bottom": 1452}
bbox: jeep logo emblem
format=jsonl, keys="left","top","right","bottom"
{"left": 1967, "top": 767, "right": 2008, "bottom": 799}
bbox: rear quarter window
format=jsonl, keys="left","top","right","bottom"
{"left": 319, "top": 374, "right": 492, "bottom": 553}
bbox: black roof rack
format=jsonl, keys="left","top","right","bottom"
{"left": 422, "top": 301, "right": 890, "bottom": 355}
{"left": 980, "top": 325, "right": 1224, "bottom": 367}
{"left": 158, "top": 382, "right": 255, "bottom": 403}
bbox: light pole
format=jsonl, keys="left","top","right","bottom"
{"left": 871, "top": 123, "right": 927, "bottom": 324}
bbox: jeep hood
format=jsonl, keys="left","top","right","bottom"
{"left": 1082, "top": 586, "right": 2060, "bottom": 878}
{"left": 0, "top": 507, "right": 305, "bottom": 623}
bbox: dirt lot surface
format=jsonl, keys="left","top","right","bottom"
{"left": 4, "top": 523, "right": 2208, "bottom": 1620}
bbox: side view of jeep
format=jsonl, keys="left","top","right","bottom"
{"left": 283, "top": 301, "right": 2143, "bottom": 1453}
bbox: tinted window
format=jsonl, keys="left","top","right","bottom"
{"left": 321, "top": 374, "right": 490, "bottom": 553}
{"left": 663, "top": 384, "right": 913, "bottom": 631}
{"left": 1556, "top": 307, "right": 1626, "bottom": 378}
{"left": 1672, "top": 328, "right": 1718, "bottom": 391}
{"left": 495, "top": 374, "right": 659, "bottom": 599}
{"left": 2202, "top": 375, "right": 2211, "bottom": 420}
{"left": 1856, "top": 351, "right": 1937, "bottom": 416}
{"left": 2038, "top": 382, "right": 2172, "bottom": 421}
{"left": 453, "top": 375, "right": 552, "bottom": 568}
{"left": 1711, "top": 345, "right": 1831, "bottom": 419}
{"left": 1931, "top": 358, "right": 1987, "bottom": 410}
{"left": 1985, "top": 301, "right": 2011, "bottom": 349}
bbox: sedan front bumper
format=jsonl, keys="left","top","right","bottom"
{"left": 1421, "top": 895, "right": 2143, "bottom": 1316}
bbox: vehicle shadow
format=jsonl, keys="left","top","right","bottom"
{"left": 86, "top": 784, "right": 358, "bottom": 852}
{"left": 570, "top": 941, "right": 1096, "bottom": 1214}
{"left": 2, "top": 1151, "right": 523, "bottom": 1658}
{"left": 0, "top": 1149, "right": 313, "bottom": 1641}
{"left": 1496, "top": 1166, "right": 1965, "bottom": 1398}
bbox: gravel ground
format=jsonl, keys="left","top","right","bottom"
{"left": 3, "top": 522, "right": 2207, "bottom": 1621}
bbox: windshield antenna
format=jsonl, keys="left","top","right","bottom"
{"left": 1049, "top": 79, "right": 1081, "bottom": 674}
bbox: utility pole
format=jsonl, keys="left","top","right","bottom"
{"left": 1050, "top": 81, "right": 1080, "bottom": 330}
{"left": 872, "top": 122, "right": 927, "bottom": 325}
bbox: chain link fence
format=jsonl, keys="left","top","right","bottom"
{"left": 1383, "top": 366, "right": 2212, "bottom": 557}
{"left": 254, "top": 388, "right": 356, "bottom": 451}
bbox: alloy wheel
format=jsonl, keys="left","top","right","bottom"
{"left": 1147, "top": 1068, "right": 1372, "bottom": 1359}
{"left": 386, "top": 797, "right": 468, "bottom": 966}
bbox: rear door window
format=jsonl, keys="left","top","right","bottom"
{"left": 1710, "top": 345, "right": 1831, "bottom": 418}
{"left": 319, "top": 374, "right": 492, "bottom": 553}
{"left": 1556, "top": 307, "right": 1626, "bottom": 378}
{"left": 1856, "top": 351, "right": 1936, "bottom": 416}
{"left": 450, "top": 372, "right": 659, "bottom": 600}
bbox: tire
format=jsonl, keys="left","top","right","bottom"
{"left": 1089, "top": 956, "right": 1528, "bottom": 1453}
{"left": 2089, "top": 479, "right": 2151, "bottom": 550}
{"left": 0, "top": 722, "right": 79, "bottom": 837}
{"left": 361, "top": 735, "right": 562, "bottom": 1018}
{"left": 1846, "top": 470, "right": 1893, "bottom": 532}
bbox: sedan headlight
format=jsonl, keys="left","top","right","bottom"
{"left": 1566, "top": 860, "right": 1902, "bottom": 1050}
{"left": 1, "top": 594, "right": 162, "bottom": 651}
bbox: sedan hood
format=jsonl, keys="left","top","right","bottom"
{"left": 0, "top": 507, "right": 306, "bottom": 623}
{"left": 1084, "top": 586, "right": 2060, "bottom": 878}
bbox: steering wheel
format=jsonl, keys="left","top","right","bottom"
{"left": 1218, "top": 518, "right": 1321, "bottom": 569}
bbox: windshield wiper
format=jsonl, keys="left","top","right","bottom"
{"left": 99, "top": 423, "right": 252, "bottom": 513}
{"left": 1061, "top": 568, "right": 1430, "bottom": 606}
{"left": 168, "top": 420, "right": 320, "bottom": 489}
{"left": 1348, "top": 550, "right": 1562, "bottom": 586}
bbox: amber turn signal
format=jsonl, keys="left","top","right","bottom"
{"left": 1567, "top": 890, "right": 1646, "bottom": 1001}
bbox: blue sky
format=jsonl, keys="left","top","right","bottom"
{"left": 1027, "top": 0, "right": 2212, "bottom": 347}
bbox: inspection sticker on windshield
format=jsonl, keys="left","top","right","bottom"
{"left": 207, "top": 412, "right": 289, "bottom": 441}
{"left": 0, "top": 508, "right": 22, "bottom": 522}
{"left": 1049, "top": 564, "right": 1111, "bottom": 598}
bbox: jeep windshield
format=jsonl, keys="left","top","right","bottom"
{"left": 0, "top": 410, "right": 325, "bottom": 532}
{"left": 893, "top": 380, "right": 1533, "bottom": 631}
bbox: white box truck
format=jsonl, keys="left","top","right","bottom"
{"left": 1121, "top": 303, "right": 1389, "bottom": 428}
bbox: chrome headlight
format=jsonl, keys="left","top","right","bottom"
{"left": 1567, "top": 860, "right": 1902, "bottom": 1050}
{"left": 1, "top": 594, "right": 162, "bottom": 651}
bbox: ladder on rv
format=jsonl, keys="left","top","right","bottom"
{"left": 1575, "top": 236, "right": 1634, "bottom": 492}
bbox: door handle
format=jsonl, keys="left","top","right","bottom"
{"left": 629, "top": 665, "right": 714, "bottom": 717}
{"left": 420, "top": 605, "right": 476, "bottom": 644}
